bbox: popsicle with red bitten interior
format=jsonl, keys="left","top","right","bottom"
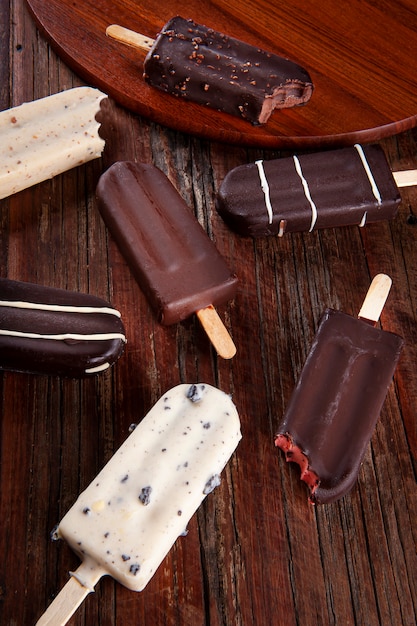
{"left": 106, "top": 17, "right": 313, "bottom": 125}
{"left": 215, "top": 143, "right": 416, "bottom": 237}
{"left": 275, "top": 274, "right": 403, "bottom": 505}
{"left": 96, "top": 161, "right": 238, "bottom": 359}
{"left": 36, "top": 383, "right": 242, "bottom": 626}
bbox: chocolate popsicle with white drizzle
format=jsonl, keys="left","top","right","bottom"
{"left": 215, "top": 144, "right": 416, "bottom": 237}
{"left": 275, "top": 274, "right": 403, "bottom": 504}
{"left": 0, "top": 278, "right": 126, "bottom": 377}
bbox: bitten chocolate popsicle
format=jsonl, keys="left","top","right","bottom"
{"left": 96, "top": 161, "right": 238, "bottom": 359}
{"left": 106, "top": 18, "right": 313, "bottom": 125}
{"left": 36, "top": 383, "right": 241, "bottom": 626}
{"left": 0, "top": 87, "right": 106, "bottom": 200}
{"left": 216, "top": 144, "right": 417, "bottom": 237}
{"left": 0, "top": 278, "right": 126, "bottom": 377}
{"left": 275, "top": 274, "right": 403, "bottom": 504}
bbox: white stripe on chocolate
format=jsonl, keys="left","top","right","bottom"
{"left": 354, "top": 144, "right": 382, "bottom": 205}
{"left": 85, "top": 363, "right": 111, "bottom": 374}
{"left": 255, "top": 160, "right": 273, "bottom": 224}
{"left": 0, "top": 329, "right": 126, "bottom": 342}
{"left": 359, "top": 212, "right": 367, "bottom": 227}
{"left": 293, "top": 155, "right": 318, "bottom": 232}
{"left": 0, "top": 299, "right": 122, "bottom": 317}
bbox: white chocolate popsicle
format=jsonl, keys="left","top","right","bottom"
{"left": 1, "top": 86, "right": 106, "bottom": 200}
{"left": 36, "top": 383, "right": 242, "bottom": 625}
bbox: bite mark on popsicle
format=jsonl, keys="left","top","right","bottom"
{"left": 275, "top": 275, "right": 404, "bottom": 505}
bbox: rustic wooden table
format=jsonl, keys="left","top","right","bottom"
{"left": 1, "top": 1, "right": 417, "bottom": 625}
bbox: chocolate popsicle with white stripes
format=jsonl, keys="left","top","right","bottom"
{"left": 216, "top": 144, "right": 415, "bottom": 237}
{"left": 0, "top": 278, "right": 126, "bottom": 376}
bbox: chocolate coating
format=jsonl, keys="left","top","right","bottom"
{"left": 0, "top": 278, "right": 126, "bottom": 377}
{"left": 143, "top": 16, "right": 313, "bottom": 125}
{"left": 275, "top": 309, "right": 403, "bottom": 504}
{"left": 216, "top": 144, "right": 401, "bottom": 237}
{"left": 96, "top": 162, "right": 238, "bottom": 326}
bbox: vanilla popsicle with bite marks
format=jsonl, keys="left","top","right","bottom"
{"left": 0, "top": 87, "right": 106, "bottom": 200}
{"left": 96, "top": 161, "right": 238, "bottom": 359}
{"left": 275, "top": 274, "right": 404, "bottom": 504}
{"left": 106, "top": 17, "right": 313, "bottom": 125}
{"left": 36, "top": 383, "right": 241, "bottom": 625}
{"left": 215, "top": 144, "right": 416, "bottom": 237}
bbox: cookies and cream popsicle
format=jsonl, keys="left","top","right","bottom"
{"left": 1, "top": 87, "right": 106, "bottom": 200}
{"left": 96, "top": 161, "right": 238, "bottom": 359}
{"left": 275, "top": 275, "right": 403, "bottom": 504}
{"left": 215, "top": 144, "right": 416, "bottom": 237}
{"left": 36, "top": 383, "right": 241, "bottom": 625}
{"left": 0, "top": 278, "right": 126, "bottom": 376}
{"left": 106, "top": 18, "right": 313, "bottom": 125}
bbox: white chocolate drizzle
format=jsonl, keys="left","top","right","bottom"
{"left": 293, "top": 155, "right": 318, "bottom": 232}
{"left": 359, "top": 211, "right": 368, "bottom": 227}
{"left": 0, "top": 299, "right": 126, "bottom": 345}
{"left": 84, "top": 363, "right": 111, "bottom": 374}
{"left": 255, "top": 160, "right": 273, "bottom": 224}
{"left": 354, "top": 144, "right": 382, "bottom": 205}
{"left": 0, "top": 330, "right": 126, "bottom": 342}
{"left": 0, "top": 299, "right": 122, "bottom": 317}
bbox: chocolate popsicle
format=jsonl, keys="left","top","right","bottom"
{"left": 275, "top": 274, "right": 403, "bottom": 504}
{"left": 106, "top": 18, "right": 313, "bottom": 125}
{"left": 215, "top": 144, "right": 412, "bottom": 237}
{"left": 96, "top": 162, "right": 237, "bottom": 359}
{"left": 0, "top": 278, "right": 126, "bottom": 377}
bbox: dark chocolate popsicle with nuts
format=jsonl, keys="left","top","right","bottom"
{"left": 275, "top": 274, "right": 403, "bottom": 504}
{"left": 106, "top": 17, "right": 313, "bottom": 125}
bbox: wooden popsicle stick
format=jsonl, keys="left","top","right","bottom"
{"left": 106, "top": 24, "right": 155, "bottom": 52}
{"left": 358, "top": 273, "right": 392, "bottom": 324}
{"left": 36, "top": 563, "right": 104, "bottom": 626}
{"left": 392, "top": 169, "right": 417, "bottom": 188}
{"left": 196, "top": 305, "right": 237, "bottom": 359}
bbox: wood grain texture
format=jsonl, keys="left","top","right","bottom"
{"left": 1, "top": 0, "right": 417, "bottom": 625}
{"left": 25, "top": 0, "right": 417, "bottom": 148}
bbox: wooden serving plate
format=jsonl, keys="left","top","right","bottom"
{"left": 26, "top": 0, "right": 417, "bottom": 148}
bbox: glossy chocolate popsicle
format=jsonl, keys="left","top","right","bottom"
{"left": 216, "top": 144, "right": 404, "bottom": 237}
{"left": 106, "top": 18, "right": 313, "bottom": 125}
{"left": 275, "top": 275, "right": 403, "bottom": 504}
{"left": 96, "top": 162, "right": 237, "bottom": 359}
{"left": 0, "top": 278, "right": 126, "bottom": 377}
